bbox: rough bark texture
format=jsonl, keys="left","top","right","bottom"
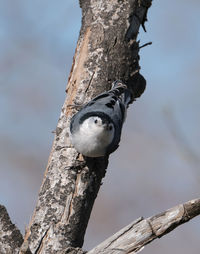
{"left": 1, "top": 198, "right": 200, "bottom": 254}
{"left": 87, "top": 198, "right": 200, "bottom": 254}
{"left": 0, "top": 205, "right": 23, "bottom": 254}
{"left": 1, "top": 1, "right": 200, "bottom": 254}
{"left": 20, "top": 0, "right": 151, "bottom": 253}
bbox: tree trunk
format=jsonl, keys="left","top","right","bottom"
{"left": 19, "top": 0, "right": 151, "bottom": 253}
{"left": 1, "top": 1, "right": 200, "bottom": 254}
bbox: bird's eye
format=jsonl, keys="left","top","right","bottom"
{"left": 109, "top": 125, "right": 113, "bottom": 131}
{"left": 94, "top": 119, "right": 98, "bottom": 124}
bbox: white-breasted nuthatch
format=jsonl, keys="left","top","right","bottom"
{"left": 69, "top": 80, "right": 137, "bottom": 157}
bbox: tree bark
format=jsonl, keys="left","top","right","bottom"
{"left": 87, "top": 198, "right": 200, "bottom": 254}
{"left": 1, "top": 198, "right": 200, "bottom": 253}
{"left": 0, "top": 1, "right": 199, "bottom": 254}
{"left": 20, "top": 0, "right": 151, "bottom": 253}
{"left": 0, "top": 205, "right": 23, "bottom": 254}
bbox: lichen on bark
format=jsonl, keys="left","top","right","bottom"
{"left": 20, "top": 1, "right": 151, "bottom": 253}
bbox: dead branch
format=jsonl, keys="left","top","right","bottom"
{"left": 87, "top": 198, "right": 200, "bottom": 254}
{"left": 19, "top": 1, "right": 152, "bottom": 252}
{"left": 1, "top": 1, "right": 199, "bottom": 254}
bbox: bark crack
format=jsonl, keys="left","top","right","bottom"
{"left": 85, "top": 71, "right": 95, "bottom": 94}
{"left": 19, "top": 0, "right": 153, "bottom": 252}
{"left": 102, "top": 217, "right": 143, "bottom": 252}
{"left": 35, "top": 227, "right": 50, "bottom": 254}
{"left": 66, "top": 157, "right": 83, "bottom": 224}
{"left": 182, "top": 203, "right": 191, "bottom": 221}
{"left": 146, "top": 219, "right": 157, "bottom": 238}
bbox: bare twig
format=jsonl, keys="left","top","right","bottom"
{"left": 139, "top": 41, "right": 152, "bottom": 49}
{"left": 2, "top": 1, "right": 200, "bottom": 254}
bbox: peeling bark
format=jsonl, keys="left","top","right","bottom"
{"left": 0, "top": 205, "right": 23, "bottom": 254}
{"left": 20, "top": 0, "right": 152, "bottom": 253}
{"left": 1, "top": 1, "right": 200, "bottom": 254}
{"left": 87, "top": 199, "right": 200, "bottom": 254}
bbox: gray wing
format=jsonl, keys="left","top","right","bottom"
{"left": 70, "top": 83, "right": 131, "bottom": 155}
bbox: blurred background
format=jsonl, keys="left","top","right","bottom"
{"left": 0, "top": 0, "right": 200, "bottom": 253}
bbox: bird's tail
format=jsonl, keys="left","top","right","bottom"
{"left": 111, "top": 80, "right": 132, "bottom": 108}
{"left": 112, "top": 73, "right": 146, "bottom": 106}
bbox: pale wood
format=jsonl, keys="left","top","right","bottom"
{"left": 2, "top": 1, "right": 200, "bottom": 254}
{"left": 87, "top": 199, "right": 200, "bottom": 254}
{"left": 20, "top": 1, "right": 151, "bottom": 253}
{"left": 1, "top": 198, "right": 200, "bottom": 253}
{"left": 3, "top": 1, "right": 200, "bottom": 254}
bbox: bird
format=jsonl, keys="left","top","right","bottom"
{"left": 69, "top": 80, "right": 134, "bottom": 158}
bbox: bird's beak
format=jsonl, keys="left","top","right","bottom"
{"left": 101, "top": 120, "right": 110, "bottom": 130}
{"left": 105, "top": 124, "right": 110, "bottom": 131}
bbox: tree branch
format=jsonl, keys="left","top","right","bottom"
{"left": 2, "top": 1, "right": 199, "bottom": 254}
{"left": 20, "top": 1, "right": 152, "bottom": 253}
{"left": 0, "top": 205, "right": 23, "bottom": 254}
{"left": 87, "top": 198, "right": 200, "bottom": 254}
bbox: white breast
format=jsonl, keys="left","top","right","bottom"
{"left": 70, "top": 117, "right": 114, "bottom": 157}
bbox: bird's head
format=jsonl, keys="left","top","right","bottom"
{"left": 83, "top": 116, "right": 114, "bottom": 134}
